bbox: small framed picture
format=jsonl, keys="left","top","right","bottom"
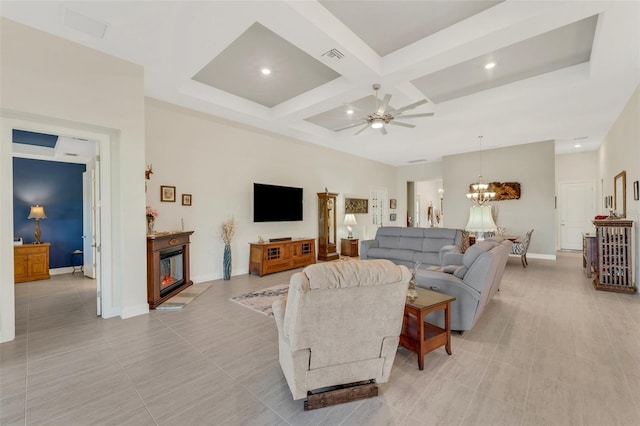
{"left": 390, "top": 199, "right": 397, "bottom": 209}
{"left": 634, "top": 180, "right": 639, "bottom": 201}
{"left": 160, "top": 185, "right": 176, "bottom": 202}
{"left": 182, "top": 194, "right": 192, "bottom": 206}
{"left": 390, "top": 213, "right": 397, "bottom": 221}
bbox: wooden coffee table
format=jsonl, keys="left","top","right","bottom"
{"left": 400, "top": 287, "right": 456, "bottom": 370}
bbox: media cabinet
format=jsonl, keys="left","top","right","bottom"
{"left": 249, "top": 238, "right": 316, "bottom": 276}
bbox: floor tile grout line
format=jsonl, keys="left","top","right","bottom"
{"left": 150, "top": 309, "right": 293, "bottom": 425}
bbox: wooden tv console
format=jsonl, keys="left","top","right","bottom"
{"left": 249, "top": 238, "right": 316, "bottom": 276}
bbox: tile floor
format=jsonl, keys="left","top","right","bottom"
{"left": 1, "top": 252, "right": 639, "bottom": 425}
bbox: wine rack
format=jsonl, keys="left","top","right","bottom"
{"left": 593, "top": 220, "right": 635, "bottom": 293}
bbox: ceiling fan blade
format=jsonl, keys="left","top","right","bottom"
{"left": 354, "top": 123, "right": 370, "bottom": 135}
{"left": 334, "top": 120, "right": 367, "bottom": 132}
{"left": 389, "top": 121, "right": 415, "bottom": 128}
{"left": 394, "top": 99, "right": 428, "bottom": 114}
{"left": 377, "top": 94, "right": 392, "bottom": 115}
{"left": 379, "top": 126, "right": 387, "bottom": 135}
{"left": 395, "top": 112, "right": 435, "bottom": 119}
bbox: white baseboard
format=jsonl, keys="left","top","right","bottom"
{"left": 50, "top": 267, "right": 73, "bottom": 275}
{"left": 192, "top": 273, "right": 218, "bottom": 284}
{"left": 510, "top": 253, "right": 556, "bottom": 261}
{"left": 120, "top": 304, "right": 149, "bottom": 319}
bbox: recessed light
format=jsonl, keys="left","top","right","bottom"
{"left": 260, "top": 68, "right": 271, "bottom": 75}
{"left": 346, "top": 109, "right": 354, "bottom": 115}
{"left": 484, "top": 62, "right": 496, "bottom": 70}
{"left": 574, "top": 143, "right": 582, "bottom": 148}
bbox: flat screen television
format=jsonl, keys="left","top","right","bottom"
{"left": 253, "top": 183, "right": 303, "bottom": 222}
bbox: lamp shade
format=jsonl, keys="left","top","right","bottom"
{"left": 465, "top": 206, "right": 496, "bottom": 232}
{"left": 28, "top": 205, "right": 47, "bottom": 219}
{"left": 344, "top": 214, "right": 357, "bottom": 226}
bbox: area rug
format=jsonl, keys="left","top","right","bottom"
{"left": 155, "top": 283, "right": 213, "bottom": 310}
{"left": 230, "top": 283, "right": 289, "bottom": 317}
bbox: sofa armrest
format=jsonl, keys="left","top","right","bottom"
{"left": 359, "top": 239, "right": 379, "bottom": 259}
{"left": 439, "top": 244, "right": 462, "bottom": 265}
{"left": 415, "top": 270, "right": 481, "bottom": 300}
{"left": 441, "top": 252, "right": 464, "bottom": 266}
{"left": 272, "top": 298, "right": 288, "bottom": 342}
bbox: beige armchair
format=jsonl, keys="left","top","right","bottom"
{"left": 272, "top": 259, "right": 410, "bottom": 409}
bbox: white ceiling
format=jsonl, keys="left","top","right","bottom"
{"left": 2, "top": 1, "right": 639, "bottom": 166}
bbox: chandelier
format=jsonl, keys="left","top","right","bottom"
{"left": 466, "top": 136, "right": 495, "bottom": 206}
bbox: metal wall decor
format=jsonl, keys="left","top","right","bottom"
{"left": 468, "top": 181, "right": 521, "bottom": 201}
{"left": 345, "top": 197, "right": 368, "bottom": 214}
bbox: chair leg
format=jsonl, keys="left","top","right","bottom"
{"left": 521, "top": 255, "right": 526, "bottom": 268}
{"left": 524, "top": 254, "right": 528, "bottom": 266}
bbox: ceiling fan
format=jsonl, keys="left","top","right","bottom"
{"left": 336, "top": 84, "right": 434, "bottom": 135}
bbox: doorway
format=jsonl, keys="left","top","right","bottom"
{"left": 407, "top": 179, "right": 443, "bottom": 228}
{"left": 558, "top": 181, "right": 594, "bottom": 250}
{"left": 1, "top": 115, "right": 113, "bottom": 343}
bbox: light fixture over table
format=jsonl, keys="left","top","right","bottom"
{"left": 466, "top": 136, "right": 496, "bottom": 206}
{"left": 28, "top": 205, "right": 47, "bottom": 244}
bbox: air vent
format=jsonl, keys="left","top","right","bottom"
{"left": 63, "top": 8, "right": 109, "bottom": 39}
{"left": 407, "top": 159, "right": 427, "bottom": 164}
{"left": 322, "top": 48, "right": 344, "bottom": 60}
{"left": 64, "top": 153, "right": 79, "bottom": 157}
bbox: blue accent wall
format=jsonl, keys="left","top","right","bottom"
{"left": 13, "top": 158, "right": 86, "bottom": 269}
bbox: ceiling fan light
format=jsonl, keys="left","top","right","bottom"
{"left": 371, "top": 119, "right": 384, "bottom": 129}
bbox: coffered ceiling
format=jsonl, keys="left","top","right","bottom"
{"left": 2, "top": 1, "right": 639, "bottom": 166}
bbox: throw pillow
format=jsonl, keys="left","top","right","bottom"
{"left": 460, "top": 230, "right": 470, "bottom": 253}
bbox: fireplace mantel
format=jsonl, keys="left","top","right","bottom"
{"left": 146, "top": 231, "right": 194, "bottom": 309}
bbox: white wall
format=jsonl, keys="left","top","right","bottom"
{"left": 598, "top": 84, "right": 639, "bottom": 290}
{"left": 144, "top": 98, "right": 397, "bottom": 282}
{"left": 442, "top": 141, "right": 556, "bottom": 257}
{"left": 0, "top": 18, "right": 147, "bottom": 341}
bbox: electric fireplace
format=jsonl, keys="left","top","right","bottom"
{"left": 147, "top": 231, "right": 194, "bottom": 309}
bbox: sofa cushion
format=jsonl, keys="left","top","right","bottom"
{"left": 412, "top": 252, "right": 440, "bottom": 266}
{"left": 453, "top": 240, "right": 497, "bottom": 279}
{"left": 367, "top": 248, "right": 415, "bottom": 263}
{"left": 399, "top": 227, "right": 426, "bottom": 238}
{"left": 302, "top": 259, "right": 407, "bottom": 290}
{"left": 377, "top": 236, "right": 400, "bottom": 249}
{"left": 399, "top": 237, "right": 424, "bottom": 251}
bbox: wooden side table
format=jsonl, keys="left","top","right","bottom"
{"left": 340, "top": 238, "right": 359, "bottom": 257}
{"left": 400, "top": 287, "right": 456, "bottom": 370}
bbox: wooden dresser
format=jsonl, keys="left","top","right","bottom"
{"left": 249, "top": 238, "right": 316, "bottom": 276}
{"left": 14, "top": 243, "right": 50, "bottom": 283}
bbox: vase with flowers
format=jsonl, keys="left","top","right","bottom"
{"left": 146, "top": 206, "right": 158, "bottom": 234}
{"left": 220, "top": 217, "right": 236, "bottom": 280}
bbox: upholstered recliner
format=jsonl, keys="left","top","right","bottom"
{"left": 272, "top": 259, "right": 410, "bottom": 405}
{"left": 415, "top": 238, "right": 512, "bottom": 331}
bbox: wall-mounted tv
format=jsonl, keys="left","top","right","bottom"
{"left": 253, "top": 183, "right": 303, "bottom": 222}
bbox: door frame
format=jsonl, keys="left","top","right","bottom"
{"left": 1, "top": 113, "right": 113, "bottom": 342}
{"left": 557, "top": 180, "right": 595, "bottom": 251}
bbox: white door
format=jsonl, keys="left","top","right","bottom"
{"left": 559, "top": 181, "right": 594, "bottom": 250}
{"left": 82, "top": 158, "right": 101, "bottom": 315}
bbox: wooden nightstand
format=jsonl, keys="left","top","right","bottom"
{"left": 340, "top": 238, "right": 359, "bottom": 257}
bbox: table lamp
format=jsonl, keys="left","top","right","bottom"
{"left": 28, "top": 205, "right": 47, "bottom": 244}
{"left": 344, "top": 214, "right": 357, "bottom": 239}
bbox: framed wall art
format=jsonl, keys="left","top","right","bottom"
{"left": 160, "top": 185, "right": 176, "bottom": 202}
{"left": 390, "top": 199, "right": 397, "bottom": 209}
{"left": 634, "top": 180, "right": 639, "bottom": 201}
{"left": 182, "top": 194, "right": 192, "bottom": 206}
{"left": 345, "top": 197, "right": 368, "bottom": 214}
{"left": 390, "top": 213, "right": 397, "bottom": 221}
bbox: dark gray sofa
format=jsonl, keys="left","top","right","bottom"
{"left": 360, "top": 227, "right": 463, "bottom": 268}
